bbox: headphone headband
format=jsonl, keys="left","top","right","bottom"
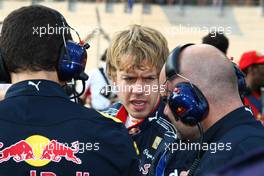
{"left": 165, "top": 43, "right": 194, "bottom": 80}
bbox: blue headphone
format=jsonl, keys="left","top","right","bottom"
{"left": 0, "top": 11, "right": 89, "bottom": 83}
{"left": 165, "top": 44, "right": 209, "bottom": 126}
{"left": 56, "top": 13, "right": 89, "bottom": 81}
{"left": 165, "top": 43, "right": 247, "bottom": 126}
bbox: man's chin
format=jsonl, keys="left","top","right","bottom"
{"left": 129, "top": 111, "right": 150, "bottom": 120}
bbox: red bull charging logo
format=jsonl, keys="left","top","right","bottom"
{"left": 40, "top": 140, "right": 81, "bottom": 164}
{"left": 0, "top": 140, "right": 35, "bottom": 163}
{"left": 0, "top": 135, "right": 82, "bottom": 167}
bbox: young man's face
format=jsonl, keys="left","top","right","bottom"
{"left": 113, "top": 59, "right": 160, "bottom": 119}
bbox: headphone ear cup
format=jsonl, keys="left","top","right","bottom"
{"left": 0, "top": 50, "right": 11, "bottom": 83}
{"left": 57, "top": 40, "right": 87, "bottom": 81}
{"left": 167, "top": 82, "right": 209, "bottom": 126}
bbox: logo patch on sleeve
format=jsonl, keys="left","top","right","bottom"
{"left": 152, "top": 136, "right": 162, "bottom": 150}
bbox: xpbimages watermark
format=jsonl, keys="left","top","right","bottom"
{"left": 164, "top": 24, "right": 232, "bottom": 37}
{"left": 165, "top": 140, "right": 232, "bottom": 154}
{"left": 100, "top": 83, "right": 167, "bottom": 96}
{"left": 32, "top": 24, "right": 70, "bottom": 37}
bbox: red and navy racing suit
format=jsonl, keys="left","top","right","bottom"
{"left": 102, "top": 100, "right": 195, "bottom": 176}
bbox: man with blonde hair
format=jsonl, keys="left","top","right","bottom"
{"left": 103, "top": 25, "right": 193, "bottom": 175}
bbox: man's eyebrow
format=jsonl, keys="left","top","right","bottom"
{"left": 121, "top": 73, "right": 157, "bottom": 77}
{"left": 143, "top": 74, "right": 158, "bottom": 77}
{"left": 121, "top": 74, "right": 136, "bottom": 77}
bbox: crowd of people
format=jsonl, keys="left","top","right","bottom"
{"left": 0, "top": 4, "right": 264, "bottom": 176}
{"left": 79, "top": 0, "right": 261, "bottom": 5}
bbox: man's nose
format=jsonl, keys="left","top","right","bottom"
{"left": 131, "top": 79, "right": 145, "bottom": 94}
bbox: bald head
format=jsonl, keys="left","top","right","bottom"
{"left": 163, "top": 44, "right": 241, "bottom": 105}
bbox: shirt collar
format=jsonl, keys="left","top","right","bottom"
{"left": 5, "top": 79, "right": 69, "bottom": 100}
{"left": 203, "top": 106, "right": 256, "bottom": 143}
{"left": 115, "top": 99, "right": 164, "bottom": 130}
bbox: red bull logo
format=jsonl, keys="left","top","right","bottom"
{"left": 0, "top": 140, "right": 35, "bottom": 163}
{"left": 0, "top": 135, "right": 82, "bottom": 166}
{"left": 40, "top": 140, "right": 81, "bottom": 164}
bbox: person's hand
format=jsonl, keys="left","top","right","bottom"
{"left": 180, "top": 170, "right": 189, "bottom": 176}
